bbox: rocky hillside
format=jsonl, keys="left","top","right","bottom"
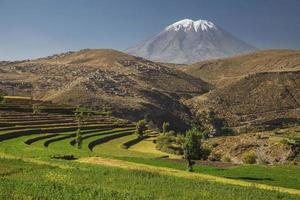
{"left": 186, "top": 71, "right": 300, "bottom": 128}
{"left": 181, "top": 50, "right": 300, "bottom": 88}
{"left": 0, "top": 49, "right": 210, "bottom": 131}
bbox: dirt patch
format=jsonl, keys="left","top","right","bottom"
{"left": 159, "top": 157, "right": 238, "bottom": 168}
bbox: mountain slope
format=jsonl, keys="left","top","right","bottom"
{"left": 186, "top": 71, "right": 300, "bottom": 127}
{"left": 0, "top": 49, "right": 210, "bottom": 130}
{"left": 126, "top": 19, "right": 256, "bottom": 64}
{"left": 182, "top": 49, "right": 300, "bottom": 87}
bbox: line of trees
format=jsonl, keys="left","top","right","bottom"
{"left": 158, "top": 121, "right": 205, "bottom": 172}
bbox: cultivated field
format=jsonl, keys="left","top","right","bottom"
{"left": 0, "top": 100, "right": 299, "bottom": 199}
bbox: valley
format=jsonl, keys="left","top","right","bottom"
{"left": 1, "top": 0, "right": 300, "bottom": 199}
{"left": 0, "top": 47, "right": 299, "bottom": 199}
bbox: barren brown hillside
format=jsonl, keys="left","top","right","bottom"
{"left": 0, "top": 49, "right": 210, "bottom": 130}
{"left": 181, "top": 50, "right": 300, "bottom": 88}
{"left": 186, "top": 71, "right": 300, "bottom": 128}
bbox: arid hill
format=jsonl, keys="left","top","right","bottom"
{"left": 186, "top": 71, "right": 300, "bottom": 128}
{"left": 181, "top": 49, "right": 300, "bottom": 88}
{"left": 0, "top": 49, "right": 210, "bottom": 131}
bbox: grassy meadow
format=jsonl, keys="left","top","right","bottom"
{"left": 0, "top": 104, "right": 299, "bottom": 199}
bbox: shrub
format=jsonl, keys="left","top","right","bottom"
{"left": 238, "top": 127, "right": 248, "bottom": 134}
{"left": 280, "top": 138, "right": 289, "bottom": 145}
{"left": 221, "top": 127, "right": 236, "bottom": 135}
{"left": 208, "top": 152, "right": 221, "bottom": 161}
{"left": 201, "top": 129, "right": 210, "bottom": 139}
{"left": 156, "top": 131, "right": 183, "bottom": 155}
{"left": 162, "top": 121, "right": 170, "bottom": 133}
{"left": 274, "top": 128, "right": 282, "bottom": 135}
{"left": 258, "top": 158, "right": 269, "bottom": 165}
{"left": 256, "top": 134, "right": 262, "bottom": 139}
{"left": 135, "top": 120, "right": 147, "bottom": 138}
{"left": 221, "top": 156, "right": 231, "bottom": 162}
{"left": 201, "top": 148, "right": 211, "bottom": 160}
{"left": 212, "top": 142, "right": 219, "bottom": 148}
{"left": 242, "top": 152, "right": 257, "bottom": 164}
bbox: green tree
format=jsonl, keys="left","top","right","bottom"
{"left": 74, "top": 107, "right": 91, "bottom": 149}
{"left": 183, "top": 128, "right": 201, "bottom": 172}
{"left": 135, "top": 119, "right": 147, "bottom": 138}
{"left": 75, "top": 111, "right": 84, "bottom": 149}
{"left": 162, "top": 121, "right": 170, "bottom": 133}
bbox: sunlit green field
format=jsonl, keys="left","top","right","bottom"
{"left": 0, "top": 109, "right": 299, "bottom": 199}
{"left": 1, "top": 158, "right": 299, "bottom": 200}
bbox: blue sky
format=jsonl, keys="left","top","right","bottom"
{"left": 0, "top": 0, "right": 300, "bottom": 60}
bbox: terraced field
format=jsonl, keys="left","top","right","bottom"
{"left": 0, "top": 109, "right": 173, "bottom": 160}
{"left": 1, "top": 108, "right": 300, "bottom": 199}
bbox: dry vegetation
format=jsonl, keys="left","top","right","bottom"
{"left": 186, "top": 71, "right": 300, "bottom": 127}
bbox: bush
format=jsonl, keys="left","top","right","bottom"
{"left": 221, "top": 156, "right": 231, "bottom": 162}
{"left": 201, "top": 129, "right": 210, "bottom": 139}
{"left": 156, "top": 131, "right": 183, "bottom": 155}
{"left": 258, "top": 158, "right": 269, "bottom": 165}
{"left": 162, "top": 121, "right": 170, "bottom": 133}
{"left": 221, "top": 127, "right": 236, "bottom": 135}
{"left": 238, "top": 127, "right": 249, "bottom": 134}
{"left": 201, "top": 148, "right": 211, "bottom": 160}
{"left": 208, "top": 152, "right": 221, "bottom": 161}
{"left": 280, "top": 138, "right": 289, "bottom": 145}
{"left": 212, "top": 142, "right": 219, "bottom": 148}
{"left": 256, "top": 134, "right": 262, "bottom": 139}
{"left": 274, "top": 128, "right": 283, "bottom": 135}
{"left": 242, "top": 152, "right": 257, "bottom": 164}
{"left": 135, "top": 120, "right": 147, "bottom": 138}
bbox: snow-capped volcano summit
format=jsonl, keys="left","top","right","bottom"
{"left": 126, "top": 19, "right": 256, "bottom": 64}
{"left": 165, "top": 19, "right": 217, "bottom": 32}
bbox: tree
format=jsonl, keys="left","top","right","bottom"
{"left": 135, "top": 119, "right": 147, "bottom": 138}
{"left": 182, "top": 128, "right": 201, "bottom": 172}
{"left": 162, "top": 121, "right": 170, "bottom": 133}
{"left": 74, "top": 107, "right": 89, "bottom": 149}
{"left": 75, "top": 128, "right": 83, "bottom": 149}
{"left": 75, "top": 111, "right": 84, "bottom": 149}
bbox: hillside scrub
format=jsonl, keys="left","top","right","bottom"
{"left": 156, "top": 131, "right": 184, "bottom": 155}
{"left": 242, "top": 152, "right": 257, "bottom": 164}
{"left": 135, "top": 120, "right": 147, "bottom": 138}
{"left": 156, "top": 128, "right": 211, "bottom": 158}
{"left": 162, "top": 121, "right": 170, "bottom": 133}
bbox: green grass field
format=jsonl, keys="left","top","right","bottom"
{"left": 1, "top": 158, "right": 299, "bottom": 200}
{"left": 0, "top": 108, "right": 299, "bottom": 199}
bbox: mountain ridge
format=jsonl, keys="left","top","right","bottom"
{"left": 181, "top": 49, "right": 300, "bottom": 87}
